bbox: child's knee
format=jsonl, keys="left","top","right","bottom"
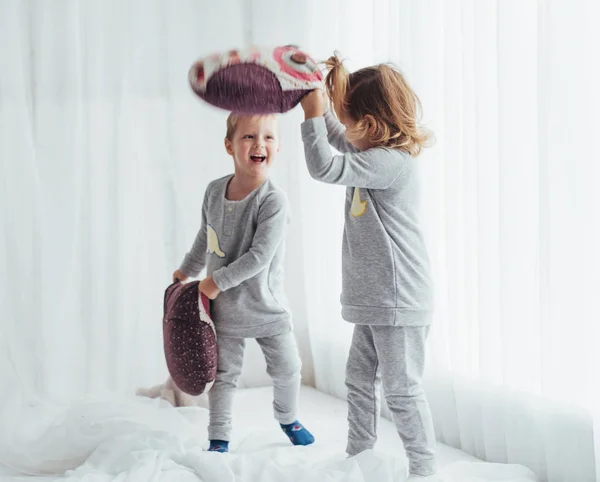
{"left": 215, "top": 366, "right": 243, "bottom": 387}
{"left": 345, "top": 364, "right": 377, "bottom": 390}
{"left": 268, "top": 354, "right": 301, "bottom": 383}
{"left": 383, "top": 387, "right": 426, "bottom": 410}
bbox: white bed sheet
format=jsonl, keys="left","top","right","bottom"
{"left": 0, "top": 386, "right": 538, "bottom": 481}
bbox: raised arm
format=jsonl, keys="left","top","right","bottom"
{"left": 301, "top": 116, "right": 406, "bottom": 189}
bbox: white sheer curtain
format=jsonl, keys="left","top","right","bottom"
{"left": 1, "top": 0, "right": 599, "bottom": 481}
{"left": 0, "top": 0, "right": 313, "bottom": 397}
{"left": 274, "top": 1, "right": 600, "bottom": 481}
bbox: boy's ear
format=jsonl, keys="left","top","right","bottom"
{"left": 224, "top": 137, "right": 234, "bottom": 156}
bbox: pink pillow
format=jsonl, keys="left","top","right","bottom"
{"left": 188, "top": 45, "right": 323, "bottom": 114}
{"left": 163, "top": 281, "right": 217, "bottom": 396}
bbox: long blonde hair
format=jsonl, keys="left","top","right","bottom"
{"left": 324, "top": 53, "right": 432, "bottom": 156}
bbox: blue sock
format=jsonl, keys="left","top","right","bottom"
{"left": 280, "top": 420, "right": 315, "bottom": 446}
{"left": 208, "top": 440, "right": 229, "bottom": 453}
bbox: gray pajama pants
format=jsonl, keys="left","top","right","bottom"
{"left": 208, "top": 331, "right": 301, "bottom": 441}
{"left": 346, "top": 324, "right": 436, "bottom": 477}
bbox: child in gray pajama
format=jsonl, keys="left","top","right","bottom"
{"left": 299, "top": 55, "right": 437, "bottom": 479}
{"left": 173, "top": 113, "right": 314, "bottom": 453}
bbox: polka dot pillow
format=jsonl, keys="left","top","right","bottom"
{"left": 163, "top": 281, "right": 217, "bottom": 396}
{"left": 188, "top": 45, "right": 323, "bottom": 114}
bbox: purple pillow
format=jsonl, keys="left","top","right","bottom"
{"left": 188, "top": 45, "right": 323, "bottom": 114}
{"left": 163, "top": 281, "right": 217, "bottom": 396}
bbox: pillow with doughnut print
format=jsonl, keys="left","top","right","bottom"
{"left": 188, "top": 45, "right": 323, "bottom": 114}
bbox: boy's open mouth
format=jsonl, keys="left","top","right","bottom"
{"left": 250, "top": 155, "right": 266, "bottom": 163}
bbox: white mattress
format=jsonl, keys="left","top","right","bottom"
{"left": 0, "top": 386, "right": 538, "bottom": 481}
